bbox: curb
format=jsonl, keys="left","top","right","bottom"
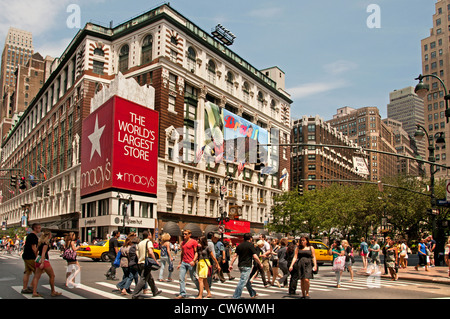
{"left": 355, "top": 268, "right": 450, "bottom": 285}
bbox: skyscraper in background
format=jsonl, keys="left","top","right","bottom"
{"left": 420, "top": 0, "right": 450, "bottom": 178}
{"left": 387, "top": 86, "right": 425, "bottom": 159}
{"left": 0, "top": 28, "right": 34, "bottom": 141}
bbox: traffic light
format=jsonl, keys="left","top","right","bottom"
{"left": 45, "top": 186, "right": 50, "bottom": 197}
{"left": 254, "top": 144, "right": 265, "bottom": 172}
{"left": 298, "top": 184, "right": 303, "bottom": 196}
{"left": 10, "top": 175, "right": 17, "bottom": 188}
{"left": 19, "top": 177, "right": 26, "bottom": 190}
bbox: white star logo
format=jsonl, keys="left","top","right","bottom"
{"left": 116, "top": 172, "right": 123, "bottom": 180}
{"left": 88, "top": 115, "right": 105, "bottom": 161}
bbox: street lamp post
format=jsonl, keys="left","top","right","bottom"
{"left": 117, "top": 192, "right": 132, "bottom": 234}
{"left": 414, "top": 124, "right": 446, "bottom": 265}
{"left": 414, "top": 124, "right": 445, "bottom": 207}
{"left": 210, "top": 175, "right": 233, "bottom": 241}
{"left": 414, "top": 74, "right": 450, "bottom": 122}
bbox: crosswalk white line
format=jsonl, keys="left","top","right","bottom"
{"left": 11, "top": 272, "right": 423, "bottom": 300}
{"left": 42, "top": 285, "right": 86, "bottom": 299}
{"left": 76, "top": 284, "right": 127, "bottom": 299}
{"left": 96, "top": 282, "right": 169, "bottom": 299}
{"left": 11, "top": 286, "right": 42, "bottom": 299}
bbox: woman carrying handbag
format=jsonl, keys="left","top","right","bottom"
{"left": 329, "top": 239, "right": 345, "bottom": 288}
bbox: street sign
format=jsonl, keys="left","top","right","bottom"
{"left": 437, "top": 199, "right": 450, "bottom": 207}
{"left": 353, "top": 157, "right": 369, "bottom": 175}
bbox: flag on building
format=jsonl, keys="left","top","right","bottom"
{"left": 279, "top": 172, "right": 287, "bottom": 186}
{"left": 196, "top": 145, "right": 206, "bottom": 163}
{"left": 237, "top": 160, "right": 246, "bottom": 176}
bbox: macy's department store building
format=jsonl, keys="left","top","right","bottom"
{"left": 79, "top": 76, "right": 159, "bottom": 242}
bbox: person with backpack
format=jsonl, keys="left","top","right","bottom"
{"left": 131, "top": 231, "right": 161, "bottom": 299}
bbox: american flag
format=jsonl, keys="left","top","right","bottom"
{"left": 237, "top": 160, "right": 246, "bottom": 176}
{"left": 196, "top": 145, "right": 206, "bottom": 163}
{"left": 279, "top": 173, "right": 288, "bottom": 186}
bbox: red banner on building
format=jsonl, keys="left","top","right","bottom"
{"left": 224, "top": 219, "right": 250, "bottom": 234}
{"left": 81, "top": 96, "right": 159, "bottom": 197}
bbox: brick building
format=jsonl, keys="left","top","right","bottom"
{"left": 0, "top": 4, "right": 292, "bottom": 240}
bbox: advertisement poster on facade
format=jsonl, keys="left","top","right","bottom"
{"left": 81, "top": 96, "right": 159, "bottom": 197}
{"left": 202, "top": 101, "right": 269, "bottom": 166}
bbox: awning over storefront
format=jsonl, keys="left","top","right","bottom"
{"left": 204, "top": 224, "right": 219, "bottom": 235}
{"left": 183, "top": 223, "right": 203, "bottom": 238}
{"left": 161, "top": 221, "right": 182, "bottom": 237}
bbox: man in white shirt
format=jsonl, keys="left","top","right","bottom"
{"left": 259, "top": 234, "right": 272, "bottom": 283}
{"left": 132, "top": 230, "right": 161, "bottom": 299}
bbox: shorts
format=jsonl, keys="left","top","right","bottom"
{"left": 35, "top": 260, "right": 51, "bottom": 269}
{"left": 23, "top": 259, "right": 36, "bottom": 274}
{"left": 262, "top": 259, "right": 270, "bottom": 272}
{"left": 360, "top": 252, "right": 368, "bottom": 257}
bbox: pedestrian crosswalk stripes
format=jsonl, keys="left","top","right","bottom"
{"left": 10, "top": 274, "right": 424, "bottom": 299}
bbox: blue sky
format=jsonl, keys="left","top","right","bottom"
{"left": 0, "top": 0, "right": 437, "bottom": 121}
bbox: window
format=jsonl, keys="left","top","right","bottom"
{"left": 141, "top": 35, "right": 153, "bottom": 65}
{"left": 170, "top": 49, "right": 178, "bottom": 63}
{"left": 226, "top": 71, "right": 234, "bottom": 94}
{"left": 242, "top": 81, "right": 250, "bottom": 103}
{"left": 167, "top": 192, "right": 174, "bottom": 212}
{"left": 187, "top": 46, "right": 196, "bottom": 71}
{"left": 168, "top": 95, "right": 176, "bottom": 113}
{"left": 140, "top": 202, "right": 153, "bottom": 218}
{"left": 93, "top": 60, "right": 104, "bottom": 75}
{"left": 207, "top": 60, "right": 216, "bottom": 84}
{"left": 94, "top": 48, "right": 104, "bottom": 56}
{"left": 118, "top": 44, "right": 129, "bottom": 73}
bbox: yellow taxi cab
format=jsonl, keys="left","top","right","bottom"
{"left": 310, "top": 241, "right": 333, "bottom": 265}
{"left": 77, "top": 239, "right": 161, "bottom": 262}
{"left": 287, "top": 239, "right": 333, "bottom": 265}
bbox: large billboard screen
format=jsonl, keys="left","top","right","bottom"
{"left": 202, "top": 101, "right": 269, "bottom": 166}
{"left": 81, "top": 96, "right": 158, "bottom": 197}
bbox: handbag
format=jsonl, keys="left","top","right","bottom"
{"left": 332, "top": 256, "right": 346, "bottom": 272}
{"left": 144, "top": 241, "right": 160, "bottom": 271}
{"left": 113, "top": 250, "right": 121, "bottom": 268}
{"left": 62, "top": 248, "right": 77, "bottom": 261}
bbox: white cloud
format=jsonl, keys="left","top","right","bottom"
{"left": 323, "top": 60, "right": 358, "bottom": 75}
{"left": 288, "top": 81, "right": 349, "bottom": 99}
{"left": 35, "top": 37, "right": 73, "bottom": 58}
{"left": 0, "top": 0, "right": 71, "bottom": 39}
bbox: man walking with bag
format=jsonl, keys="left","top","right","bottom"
{"left": 132, "top": 231, "right": 161, "bottom": 299}
{"left": 229, "top": 233, "right": 263, "bottom": 299}
{"left": 105, "top": 230, "right": 120, "bottom": 280}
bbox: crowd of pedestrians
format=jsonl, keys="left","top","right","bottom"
{"left": 16, "top": 224, "right": 450, "bottom": 299}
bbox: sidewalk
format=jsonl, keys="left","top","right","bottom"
{"left": 356, "top": 265, "right": 450, "bottom": 285}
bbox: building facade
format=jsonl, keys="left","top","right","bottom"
{"left": 420, "top": 0, "right": 450, "bottom": 178}
{"left": 0, "top": 28, "right": 35, "bottom": 143}
{"left": 327, "top": 106, "right": 398, "bottom": 181}
{"left": 0, "top": 4, "right": 292, "bottom": 241}
{"left": 387, "top": 86, "right": 425, "bottom": 159}
{"left": 290, "top": 115, "right": 366, "bottom": 192}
